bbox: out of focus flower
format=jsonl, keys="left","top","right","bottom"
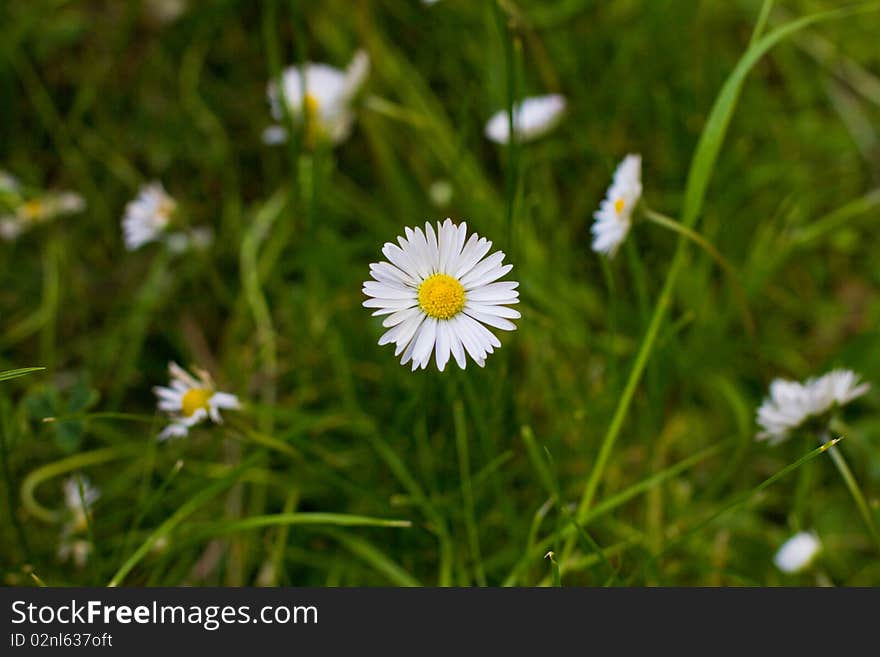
{"left": 363, "top": 219, "right": 520, "bottom": 371}
{"left": 484, "top": 94, "right": 567, "bottom": 144}
{"left": 153, "top": 362, "right": 240, "bottom": 440}
{"left": 164, "top": 226, "right": 214, "bottom": 254}
{"left": 774, "top": 531, "right": 821, "bottom": 574}
{"left": 122, "top": 182, "right": 177, "bottom": 251}
{"left": 756, "top": 369, "right": 869, "bottom": 444}
{"left": 144, "top": 0, "right": 187, "bottom": 24}
{"left": 265, "top": 50, "right": 370, "bottom": 148}
{"left": 58, "top": 536, "right": 93, "bottom": 569}
{"left": 0, "top": 189, "right": 85, "bottom": 241}
{"left": 591, "top": 154, "right": 642, "bottom": 257}
{"left": 0, "top": 170, "right": 20, "bottom": 193}
{"left": 428, "top": 180, "right": 453, "bottom": 208}
{"left": 63, "top": 474, "right": 100, "bottom": 532}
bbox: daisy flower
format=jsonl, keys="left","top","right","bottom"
{"left": 774, "top": 531, "right": 821, "bottom": 574}
{"left": 756, "top": 369, "right": 869, "bottom": 445}
{"left": 591, "top": 154, "right": 642, "bottom": 257}
{"left": 58, "top": 536, "right": 93, "bottom": 569}
{"left": 363, "top": 219, "right": 520, "bottom": 371}
{"left": 484, "top": 94, "right": 567, "bottom": 144}
{"left": 0, "top": 190, "right": 85, "bottom": 241}
{"left": 0, "top": 170, "right": 20, "bottom": 193}
{"left": 264, "top": 50, "right": 370, "bottom": 148}
{"left": 153, "top": 361, "right": 240, "bottom": 440}
{"left": 122, "top": 181, "right": 177, "bottom": 251}
{"left": 62, "top": 474, "right": 100, "bottom": 533}
{"left": 164, "top": 226, "right": 214, "bottom": 254}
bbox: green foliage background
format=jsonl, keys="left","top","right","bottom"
{"left": 2, "top": 0, "right": 880, "bottom": 586}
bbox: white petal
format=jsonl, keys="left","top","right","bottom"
{"left": 459, "top": 251, "right": 506, "bottom": 288}
{"left": 464, "top": 309, "right": 516, "bottom": 331}
{"left": 435, "top": 320, "right": 451, "bottom": 372}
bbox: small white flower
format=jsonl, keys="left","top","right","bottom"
{"left": 756, "top": 369, "right": 869, "bottom": 444}
{"left": 774, "top": 531, "right": 821, "bottom": 574}
{"left": 484, "top": 94, "right": 567, "bottom": 144}
{"left": 164, "top": 226, "right": 214, "bottom": 254}
{"left": 0, "top": 170, "right": 21, "bottom": 193}
{"left": 266, "top": 50, "right": 370, "bottom": 147}
{"left": 63, "top": 474, "right": 100, "bottom": 532}
{"left": 153, "top": 361, "right": 240, "bottom": 440}
{"left": 122, "top": 182, "right": 177, "bottom": 251}
{"left": 428, "top": 180, "right": 453, "bottom": 208}
{"left": 145, "top": 0, "right": 187, "bottom": 24}
{"left": 261, "top": 125, "right": 288, "bottom": 145}
{"left": 591, "top": 154, "right": 642, "bottom": 257}
{"left": 58, "top": 536, "right": 93, "bottom": 569}
{"left": 363, "top": 219, "right": 520, "bottom": 371}
{"left": 0, "top": 190, "right": 86, "bottom": 241}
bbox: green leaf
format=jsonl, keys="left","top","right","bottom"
{"left": 0, "top": 367, "right": 45, "bottom": 382}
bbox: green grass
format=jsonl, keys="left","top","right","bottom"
{"left": 2, "top": 0, "right": 880, "bottom": 586}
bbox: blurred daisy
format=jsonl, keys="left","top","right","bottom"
{"left": 0, "top": 190, "right": 85, "bottom": 241}
{"left": 0, "top": 170, "right": 20, "bottom": 193}
{"left": 62, "top": 474, "right": 100, "bottom": 533}
{"left": 153, "top": 362, "right": 240, "bottom": 440}
{"left": 428, "top": 180, "right": 454, "bottom": 208}
{"left": 145, "top": 0, "right": 187, "bottom": 24}
{"left": 485, "top": 94, "right": 567, "bottom": 144}
{"left": 756, "top": 369, "right": 869, "bottom": 445}
{"left": 774, "top": 531, "right": 821, "bottom": 574}
{"left": 265, "top": 50, "right": 370, "bottom": 148}
{"left": 58, "top": 536, "right": 93, "bottom": 569}
{"left": 363, "top": 219, "right": 520, "bottom": 370}
{"left": 164, "top": 226, "right": 214, "bottom": 254}
{"left": 122, "top": 181, "right": 176, "bottom": 251}
{"left": 591, "top": 154, "right": 642, "bottom": 257}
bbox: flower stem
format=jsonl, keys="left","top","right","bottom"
{"left": 826, "top": 442, "right": 880, "bottom": 554}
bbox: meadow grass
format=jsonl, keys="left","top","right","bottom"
{"left": 2, "top": 0, "right": 880, "bottom": 586}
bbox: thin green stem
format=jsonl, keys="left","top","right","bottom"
{"left": 826, "top": 444, "right": 880, "bottom": 554}
{"left": 240, "top": 189, "right": 286, "bottom": 434}
{"left": 750, "top": 0, "right": 775, "bottom": 46}
{"left": 107, "top": 455, "right": 262, "bottom": 586}
{"left": 21, "top": 446, "right": 137, "bottom": 523}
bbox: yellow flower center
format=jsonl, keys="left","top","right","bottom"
{"left": 157, "top": 197, "right": 176, "bottom": 225}
{"left": 304, "top": 93, "right": 320, "bottom": 119}
{"left": 614, "top": 198, "right": 626, "bottom": 214}
{"left": 181, "top": 387, "right": 212, "bottom": 418}
{"left": 418, "top": 273, "right": 466, "bottom": 320}
{"left": 20, "top": 199, "right": 44, "bottom": 221}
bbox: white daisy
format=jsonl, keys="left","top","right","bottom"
{"left": 0, "top": 190, "right": 85, "bottom": 241}
{"left": 265, "top": 50, "right": 370, "bottom": 148}
{"left": 428, "top": 180, "right": 453, "bottom": 208}
{"left": 153, "top": 361, "right": 240, "bottom": 440}
{"left": 122, "top": 181, "right": 176, "bottom": 251}
{"left": 57, "top": 536, "right": 93, "bottom": 569}
{"left": 591, "top": 154, "right": 642, "bottom": 257}
{"left": 164, "top": 226, "right": 214, "bottom": 254}
{"left": 0, "top": 170, "right": 20, "bottom": 193}
{"left": 774, "top": 531, "right": 821, "bottom": 574}
{"left": 62, "top": 474, "right": 100, "bottom": 532}
{"left": 756, "top": 369, "right": 869, "bottom": 444}
{"left": 363, "top": 219, "right": 520, "bottom": 371}
{"left": 484, "top": 94, "right": 567, "bottom": 144}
